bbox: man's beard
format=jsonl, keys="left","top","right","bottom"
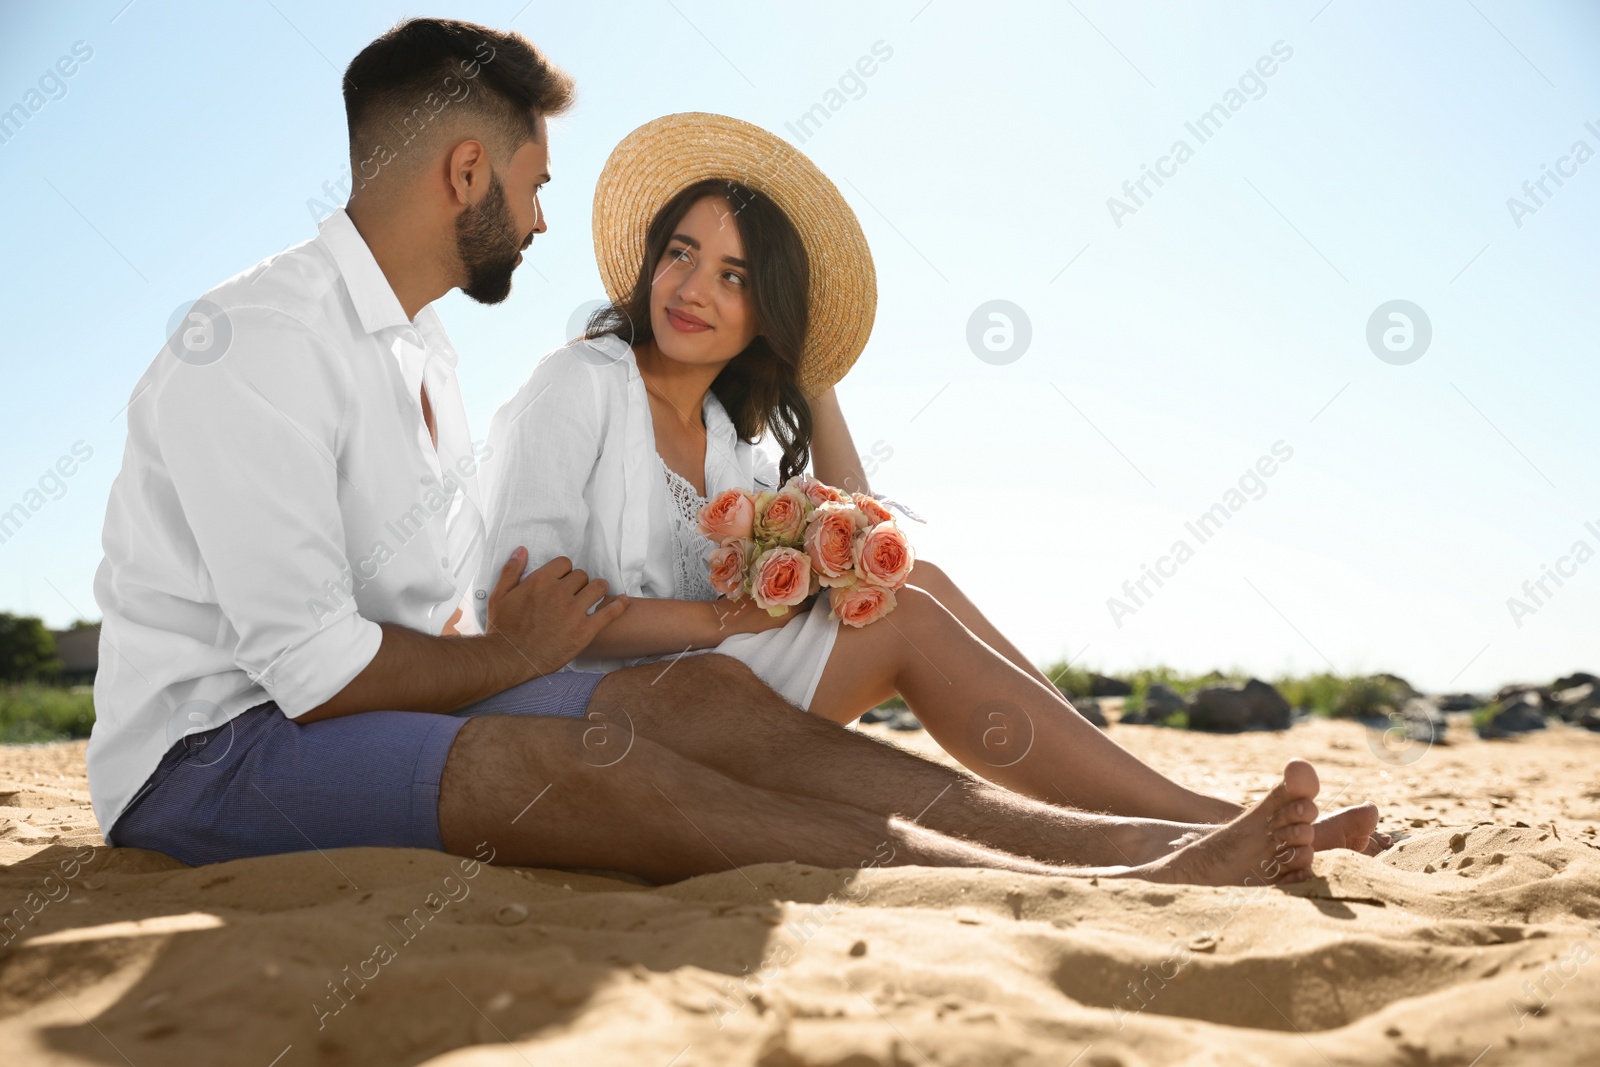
{"left": 455, "top": 170, "right": 527, "bottom": 305}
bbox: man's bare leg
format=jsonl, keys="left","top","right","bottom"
{"left": 436, "top": 714, "right": 1321, "bottom": 887}
{"left": 596, "top": 657, "right": 1224, "bottom": 868}
{"left": 439, "top": 715, "right": 1058, "bottom": 879}
{"left": 615, "top": 646, "right": 1373, "bottom": 865}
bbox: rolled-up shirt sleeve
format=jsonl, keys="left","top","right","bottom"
{"left": 474, "top": 352, "right": 603, "bottom": 632}
{"left": 155, "top": 305, "right": 382, "bottom": 716}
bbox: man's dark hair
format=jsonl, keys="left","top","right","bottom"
{"left": 343, "top": 18, "right": 574, "bottom": 178}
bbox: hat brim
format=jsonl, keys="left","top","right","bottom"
{"left": 591, "top": 112, "right": 876, "bottom": 398}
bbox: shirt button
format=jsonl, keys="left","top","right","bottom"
{"left": 439, "top": 556, "right": 449, "bottom": 567}
{"left": 421, "top": 475, "right": 432, "bottom": 485}
{"left": 475, "top": 590, "right": 487, "bottom": 600}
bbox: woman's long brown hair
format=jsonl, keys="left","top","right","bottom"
{"left": 586, "top": 178, "right": 814, "bottom": 482}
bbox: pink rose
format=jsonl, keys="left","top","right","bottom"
{"left": 708, "top": 537, "right": 753, "bottom": 597}
{"left": 803, "top": 502, "right": 868, "bottom": 587}
{"left": 750, "top": 546, "right": 812, "bottom": 615}
{"left": 855, "top": 522, "right": 915, "bottom": 589}
{"left": 754, "top": 486, "right": 810, "bottom": 546}
{"left": 830, "top": 582, "right": 897, "bottom": 628}
{"left": 698, "top": 488, "right": 755, "bottom": 541}
{"left": 852, "top": 492, "right": 894, "bottom": 527}
{"left": 791, "top": 473, "right": 847, "bottom": 508}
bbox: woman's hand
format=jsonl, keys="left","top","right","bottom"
{"left": 574, "top": 594, "right": 799, "bottom": 660}
{"left": 712, "top": 595, "right": 805, "bottom": 637}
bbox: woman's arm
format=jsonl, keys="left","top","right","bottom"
{"left": 808, "top": 386, "right": 870, "bottom": 495}
{"left": 474, "top": 355, "right": 605, "bottom": 632}
{"left": 580, "top": 594, "right": 791, "bottom": 660}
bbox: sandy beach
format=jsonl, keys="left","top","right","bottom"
{"left": 2, "top": 715, "right": 1597, "bottom": 1066}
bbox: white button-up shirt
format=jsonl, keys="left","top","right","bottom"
{"left": 88, "top": 209, "right": 485, "bottom": 834}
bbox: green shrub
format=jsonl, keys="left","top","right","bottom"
{"left": 1274, "top": 672, "right": 1347, "bottom": 717}
{"left": 1040, "top": 661, "right": 1095, "bottom": 698}
{"left": 1471, "top": 701, "right": 1500, "bottom": 731}
{"left": 0, "top": 684, "right": 96, "bottom": 744}
{"left": 1116, "top": 665, "right": 1246, "bottom": 715}
{"left": 1331, "top": 674, "right": 1412, "bottom": 718}
{"left": 0, "top": 613, "right": 60, "bottom": 683}
{"left": 1013, "top": 662, "right": 1446, "bottom": 727}
{"left": 1125, "top": 666, "right": 1194, "bottom": 698}
{"left": 1269, "top": 672, "right": 1416, "bottom": 719}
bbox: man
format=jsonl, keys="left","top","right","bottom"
{"left": 89, "top": 18, "right": 1350, "bottom": 887}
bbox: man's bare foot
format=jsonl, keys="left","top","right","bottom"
{"left": 1140, "top": 759, "right": 1321, "bottom": 886}
{"left": 1147, "top": 814, "right": 1388, "bottom": 864}
{"left": 1312, "top": 803, "right": 1389, "bottom": 855}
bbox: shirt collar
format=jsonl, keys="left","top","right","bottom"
{"left": 411, "top": 306, "right": 459, "bottom": 369}
{"left": 318, "top": 208, "right": 419, "bottom": 338}
{"left": 703, "top": 389, "right": 736, "bottom": 446}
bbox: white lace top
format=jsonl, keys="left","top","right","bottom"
{"left": 659, "top": 456, "right": 719, "bottom": 602}
{"left": 647, "top": 449, "right": 842, "bottom": 712}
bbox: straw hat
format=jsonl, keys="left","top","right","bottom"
{"left": 591, "top": 112, "right": 876, "bottom": 398}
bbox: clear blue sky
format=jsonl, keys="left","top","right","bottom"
{"left": 2, "top": 0, "right": 1596, "bottom": 692}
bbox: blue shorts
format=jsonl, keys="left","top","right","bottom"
{"left": 107, "top": 671, "right": 607, "bottom": 866}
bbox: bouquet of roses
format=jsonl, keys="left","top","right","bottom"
{"left": 696, "top": 474, "right": 915, "bottom": 627}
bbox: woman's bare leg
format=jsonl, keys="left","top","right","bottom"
{"left": 908, "top": 560, "right": 1065, "bottom": 691}
{"left": 808, "top": 587, "right": 1242, "bottom": 820}
{"left": 881, "top": 564, "right": 1385, "bottom": 853}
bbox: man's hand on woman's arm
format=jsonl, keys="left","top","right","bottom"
{"left": 297, "top": 551, "right": 628, "bottom": 722}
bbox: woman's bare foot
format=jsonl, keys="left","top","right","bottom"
{"left": 1137, "top": 759, "right": 1321, "bottom": 886}
{"left": 1312, "top": 803, "right": 1389, "bottom": 855}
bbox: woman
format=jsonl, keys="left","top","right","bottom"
{"left": 475, "top": 113, "right": 1382, "bottom": 850}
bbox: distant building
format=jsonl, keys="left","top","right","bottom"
{"left": 50, "top": 624, "right": 99, "bottom": 684}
